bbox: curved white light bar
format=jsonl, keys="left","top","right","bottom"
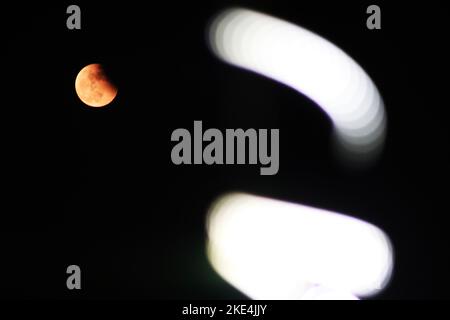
{"left": 206, "top": 193, "right": 393, "bottom": 299}
{"left": 208, "top": 8, "right": 387, "bottom": 163}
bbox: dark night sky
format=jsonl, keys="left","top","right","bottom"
{"left": 0, "top": 1, "right": 448, "bottom": 299}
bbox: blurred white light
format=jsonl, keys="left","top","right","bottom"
{"left": 208, "top": 8, "right": 387, "bottom": 164}
{"left": 206, "top": 193, "right": 393, "bottom": 299}
{"left": 301, "top": 285, "right": 359, "bottom": 300}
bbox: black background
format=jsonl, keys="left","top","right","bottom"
{"left": 0, "top": 0, "right": 448, "bottom": 299}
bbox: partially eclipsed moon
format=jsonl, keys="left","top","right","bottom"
{"left": 75, "top": 63, "right": 118, "bottom": 107}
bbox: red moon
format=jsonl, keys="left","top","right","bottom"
{"left": 75, "top": 63, "right": 118, "bottom": 107}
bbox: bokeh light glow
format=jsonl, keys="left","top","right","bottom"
{"left": 208, "top": 8, "right": 387, "bottom": 164}
{"left": 206, "top": 193, "right": 393, "bottom": 299}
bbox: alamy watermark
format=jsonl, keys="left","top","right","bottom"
{"left": 171, "top": 121, "right": 279, "bottom": 175}
{"left": 366, "top": 5, "right": 381, "bottom": 30}
{"left": 66, "top": 5, "right": 81, "bottom": 30}
{"left": 66, "top": 265, "right": 81, "bottom": 290}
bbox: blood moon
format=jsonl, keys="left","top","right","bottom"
{"left": 75, "top": 63, "right": 118, "bottom": 107}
